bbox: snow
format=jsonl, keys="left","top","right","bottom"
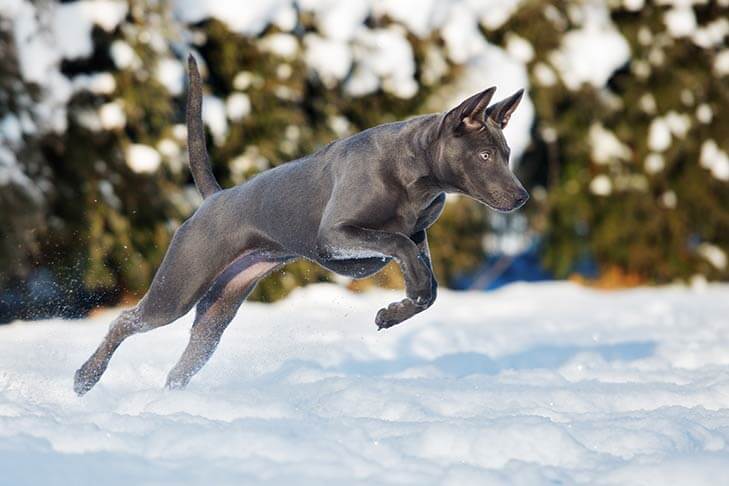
{"left": 110, "top": 40, "right": 141, "bottom": 70}
{"left": 232, "top": 71, "right": 260, "bottom": 91}
{"left": 0, "top": 0, "right": 123, "bottom": 136}
{"left": 623, "top": 0, "right": 645, "bottom": 11}
{"left": 272, "top": 4, "right": 298, "bottom": 31}
{"left": 372, "top": 0, "right": 446, "bottom": 38}
{"left": 533, "top": 62, "right": 557, "bottom": 86}
{"left": 72, "top": 72, "right": 117, "bottom": 95}
{"left": 661, "top": 189, "right": 677, "bottom": 208}
{"left": 260, "top": 33, "right": 300, "bottom": 60}
{"left": 99, "top": 101, "right": 126, "bottom": 130}
{"left": 589, "top": 123, "right": 631, "bottom": 165}
{"left": 441, "top": 2, "right": 489, "bottom": 64}
{"left": 53, "top": 0, "right": 127, "bottom": 60}
{"left": 664, "top": 111, "right": 691, "bottom": 138}
{"left": 155, "top": 58, "right": 185, "bottom": 96}
{"left": 696, "top": 243, "right": 727, "bottom": 270}
{"left": 0, "top": 146, "right": 43, "bottom": 203}
{"left": 696, "top": 103, "right": 714, "bottom": 124}
{"left": 550, "top": 2, "right": 630, "bottom": 90}
{"left": 345, "top": 66, "right": 381, "bottom": 98}
{"left": 470, "top": 0, "right": 524, "bottom": 31}
{"left": 230, "top": 146, "right": 270, "bottom": 181}
{"left": 125, "top": 144, "right": 161, "bottom": 174}
{"left": 663, "top": 7, "right": 697, "bottom": 38}
{"left": 168, "top": 0, "right": 527, "bottom": 102}
{"left": 328, "top": 115, "right": 352, "bottom": 137}
{"left": 644, "top": 153, "right": 666, "bottom": 174}
{"left": 648, "top": 118, "right": 672, "bottom": 152}
{"left": 304, "top": 34, "right": 353, "bottom": 88}
{"left": 226, "top": 93, "right": 252, "bottom": 121}
{"left": 172, "top": 0, "right": 292, "bottom": 36}
{"left": 9, "top": 0, "right": 72, "bottom": 133}
{"left": 350, "top": 27, "right": 418, "bottom": 99}
{"left": 589, "top": 174, "right": 612, "bottom": 196}
{"left": 699, "top": 140, "right": 729, "bottom": 181}
{"left": 639, "top": 92, "right": 657, "bottom": 113}
{"left": 504, "top": 33, "right": 534, "bottom": 64}
{"left": 714, "top": 49, "right": 729, "bottom": 77}
{"left": 692, "top": 18, "right": 729, "bottom": 48}
{"left": 0, "top": 114, "right": 23, "bottom": 145}
{"left": 302, "top": 0, "right": 369, "bottom": 41}
{"left": 201, "top": 95, "right": 228, "bottom": 145}
{"left": 2, "top": 282, "right": 729, "bottom": 484}
{"left": 74, "top": 109, "right": 103, "bottom": 132}
{"left": 157, "top": 138, "right": 181, "bottom": 159}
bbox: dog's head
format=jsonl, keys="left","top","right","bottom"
{"left": 434, "top": 87, "right": 529, "bottom": 212}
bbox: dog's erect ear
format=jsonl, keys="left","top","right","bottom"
{"left": 485, "top": 89, "right": 524, "bottom": 129}
{"left": 447, "top": 87, "right": 496, "bottom": 134}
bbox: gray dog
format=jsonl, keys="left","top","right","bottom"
{"left": 74, "top": 56, "right": 528, "bottom": 395}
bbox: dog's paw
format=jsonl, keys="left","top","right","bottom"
{"left": 375, "top": 298, "right": 423, "bottom": 330}
{"left": 73, "top": 363, "right": 102, "bottom": 396}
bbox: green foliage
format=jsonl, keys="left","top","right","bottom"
{"left": 538, "top": 2, "right": 729, "bottom": 282}
{"left": 0, "top": 18, "right": 46, "bottom": 285}
{"left": 2, "top": 0, "right": 727, "bottom": 314}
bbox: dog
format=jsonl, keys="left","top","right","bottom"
{"left": 74, "top": 55, "right": 528, "bottom": 395}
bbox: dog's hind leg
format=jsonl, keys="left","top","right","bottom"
{"left": 165, "top": 253, "right": 287, "bottom": 389}
{"left": 74, "top": 219, "right": 244, "bottom": 396}
{"left": 73, "top": 305, "right": 146, "bottom": 396}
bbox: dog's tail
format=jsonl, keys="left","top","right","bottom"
{"left": 187, "top": 54, "right": 222, "bottom": 199}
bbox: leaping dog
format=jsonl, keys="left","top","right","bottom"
{"left": 74, "top": 55, "right": 528, "bottom": 394}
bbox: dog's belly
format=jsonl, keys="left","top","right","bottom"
{"left": 319, "top": 257, "right": 391, "bottom": 278}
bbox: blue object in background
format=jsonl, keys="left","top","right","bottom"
{"left": 452, "top": 239, "right": 602, "bottom": 291}
{"left": 454, "top": 240, "right": 601, "bottom": 291}
{"left": 452, "top": 242, "right": 552, "bottom": 291}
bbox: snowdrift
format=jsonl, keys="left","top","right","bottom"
{"left": 2, "top": 282, "right": 729, "bottom": 484}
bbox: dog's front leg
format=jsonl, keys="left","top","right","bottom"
{"left": 411, "top": 230, "right": 438, "bottom": 308}
{"left": 317, "top": 224, "right": 433, "bottom": 329}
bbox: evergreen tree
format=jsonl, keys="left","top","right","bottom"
{"left": 1, "top": 0, "right": 727, "bottom": 319}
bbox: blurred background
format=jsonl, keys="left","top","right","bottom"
{"left": 0, "top": 0, "right": 727, "bottom": 322}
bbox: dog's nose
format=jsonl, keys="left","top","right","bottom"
{"left": 515, "top": 191, "right": 529, "bottom": 207}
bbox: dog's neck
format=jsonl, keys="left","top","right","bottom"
{"left": 398, "top": 113, "right": 454, "bottom": 208}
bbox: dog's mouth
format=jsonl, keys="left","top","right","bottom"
{"left": 477, "top": 193, "right": 529, "bottom": 213}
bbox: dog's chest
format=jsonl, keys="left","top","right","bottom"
{"left": 413, "top": 193, "right": 446, "bottom": 232}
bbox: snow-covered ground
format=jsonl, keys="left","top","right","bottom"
{"left": 2, "top": 282, "right": 729, "bottom": 485}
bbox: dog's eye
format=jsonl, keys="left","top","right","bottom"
{"left": 479, "top": 151, "right": 491, "bottom": 161}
